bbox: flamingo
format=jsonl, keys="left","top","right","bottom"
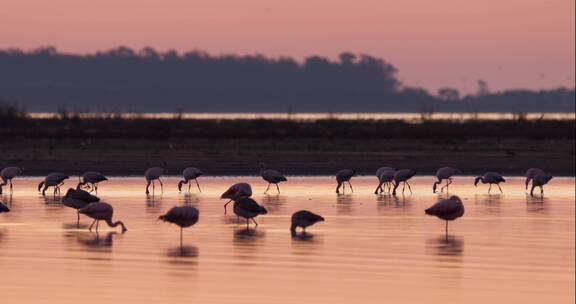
{"left": 374, "top": 167, "right": 395, "bottom": 194}
{"left": 433, "top": 167, "right": 461, "bottom": 193}
{"left": 221, "top": 182, "right": 252, "bottom": 214}
{"left": 259, "top": 163, "right": 287, "bottom": 194}
{"left": 474, "top": 172, "right": 506, "bottom": 194}
{"left": 79, "top": 202, "right": 127, "bottom": 233}
{"left": 62, "top": 188, "right": 100, "bottom": 226}
{"left": 178, "top": 167, "right": 203, "bottom": 193}
{"left": 336, "top": 169, "right": 355, "bottom": 194}
{"left": 145, "top": 167, "right": 164, "bottom": 195}
{"left": 530, "top": 173, "right": 553, "bottom": 197}
{"left": 233, "top": 198, "right": 267, "bottom": 228}
{"left": 425, "top": 195, "right": 465, "bottom": 237}
{"left": 0, "top": 166, "right": 23, "bottom": 194}
{"left": 159, "top": 206, "right": 199, "bottom": 246}
{"left": 525, "top": 168, "right": 546, "bottom": 191}
{"left": 392, "top": 169, "right": 416, "bottom": 196}
{"left": 291, "top": 210, "right": 325, "bottom": 233}
{"left": 77, "top": 171, "right": 108, "bottom": 194}
{"left": 38, "top": 172, "right": 69, "bottom": 196}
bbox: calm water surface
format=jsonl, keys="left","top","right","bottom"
{"left": 0, "top": 176, "right": 574, "bottom": 304}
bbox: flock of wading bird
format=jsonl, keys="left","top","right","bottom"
{"left": 0, "top": 164, "right": 555, "bottom": 243}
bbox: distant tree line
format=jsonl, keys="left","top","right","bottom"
{"left": 0, "top": 47, "right": 573, "bottom": 112}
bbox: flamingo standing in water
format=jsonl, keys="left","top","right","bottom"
{"left": 221, "top": 182, "right": 252, "bottom": 214}
{"left": 525, "top": 168, "right": 546, "bottom": 191}
{"left": 425, "top": 195, "right": 465, "bottom": 237}
{"left": 233, "top": 198, "right": 267, "bottom": 228}
{"left": 79, "top": 202, "right": 127, "bottom": 233}
{"left": 336, "top": 169, "right": 355, "bottom": 194}
{"left": 178, "top": 167, "right": 203, "bottom": 193}
{"left": 259, "top": 163, "right": 287, "bottom": 194}
{"left": 38, "top": 172, "right": 69, "bottom": 196}
{"left": 291, "top": 210, "right": 325, "bottom": 234}
{"left": 530, "top": 173, "right": 553, "bottom": 197}
{"left": 374, "top": 167, "right": 395, "bottom": 194}
{"left": 62, "top": 188, "right": 100, "bottom": 226}
{"left": 392, "top": 169, "right": 416, "bottom": 196}
{"left": 474, "top": 172, "right": 506, "bottom": 194}
{"left": 433, "top": 167, "right": 461, "bottom": 193}
{"left": 77, "top": 171, "right": 108, "bottom": 194}
{"left": 159, "top": 205, "right": 199, "bottom": 246}
{"left": 0, "top": 166, "right": 23, "bottom": 194}
{"left": 145, "top": 167, "right": 164, "bottom": 195}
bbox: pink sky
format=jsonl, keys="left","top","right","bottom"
{"left": 1, "top": 0, "right": 574, "bottom": 94}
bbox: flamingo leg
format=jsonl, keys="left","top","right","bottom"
{"left": 89, "top": 219, "right": 96, "bottom": 231}
{"left": 530, "top": 184, "right": 536, "bottom": 197}
{"left": 251, "top": 218, "right": 259, "bottom": 226}
{"left": 275, "top": 183, "right": 280, "bottom": 194}
{"left": 95, "top": 220, "right": 100, "bottom": 232}
{"left": 180, "top": 227, "right": 183, "bottom": 248}
{"left": 77, "top": 211, "right": 80, "bottom": 228}
{"left": 348, "top": 181, "right": 354, "bottom": 193}
{"left": 402, "top": 182, "right": 406, "bottom": 194}
{"left": 159, "top": 178, "right": 164, "bottom": 193}
{"left": 540, "top": 186, "right": 544, "bottom": 196}
{"left": 497, "top": 184, "right": 503, "bottom": 193}
{"left": 246, "top": 218, "right": 249, "bottom": 228}
{"left": 195, "top": 179, "right": 201, "bottom": 192}
{"left": 445, "top": 220, "right": 448, "bottom": 237}
{"left": 188, "top": 181, "right": 191, "bottom": 192}
{"left": 488, "top": 184, "right": 492, "bottom": 194}
{"left": 336, "top": 182, "right": 342, "bottom": 194}
{"left": 264, "top": 183, "right": 271, "bottom": 194}
{"left": 406, "top": 182, "right": 412, "bottom": 194}
{"left": 145, "top": 180, "right": 151, "bottom": 194}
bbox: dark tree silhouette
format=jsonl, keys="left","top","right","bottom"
{"left": 0, "top": 47, "right": 573, "bottom": 112}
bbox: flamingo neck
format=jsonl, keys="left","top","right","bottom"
{"left": 106, "top": 219, "right": 127, "bottom": 232}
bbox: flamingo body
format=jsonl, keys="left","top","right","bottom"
{"left": 38, "top": 172, "right": 69, "bottom": 196}
{"left": 525, "top": 168, "right": 546, "bottom": 190}
{"left": 79, "top": 202, "right": 127, "bottom": 232}
{"left": 474, "top": 172, "right": 506, "bottom": 193}
{"left": 392, "top": 169, "right": 416, "bottom": 196}
{"left": 0, "top": 166, "right": 23, "bottom": 194}
{"left": 178, "top": 167, "right": 203, "bottom": 192}
{"left": 336, "top": 169, "right": 355, "bottom": 194}
{"left": 233, "top": 198, "right": 267, "bottom": 227}
{"left": 144, "top": 167, "right": 164, "bottom": 194}
{"left": 433, "top": 167, "right": 461, "bottom": 193}
{"left": 291, "top": 210, "right": 325, "bottom": 232}
{"left": 375, "top": 167, "right": 395, "bottom": 194}
{"left": 425, "top": 195, "right": 465, "bottom": 235}
{"left": 259, "top": 163, "right": 287, "bottom": 194}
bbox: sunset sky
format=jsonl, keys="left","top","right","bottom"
{"left": 1, "top": 0, "right": 574, "bottom": 94}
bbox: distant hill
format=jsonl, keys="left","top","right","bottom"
{"left": 0, "top": 47, "right": 574, "bottom": 112}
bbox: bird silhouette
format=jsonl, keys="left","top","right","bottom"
{"left": 474, "top": 172, "right": 506, "bottom": 194}
{"left": 221, "top": 182, "right": 252, "bottom": 214}
{"left": 425, "top": 195, "right": 465, "bottom": 237}
{"left": 62, "top": 188, "right": 100, "bottom": 227}
{"left": 159, "top": 205, "right": 199, "bottom": 247}
{"left": 233, "top": 198, "right": 267, "bottom": 228}
{"left": 433, "top": 167, "right": 461, "bottom": 193}
{"left": 79, "top": 202, "right": 127, "bottom": 233}
{"left": 77, "top": 171, "right": 108, "bottom": 194}
{"left": 374, "top": 167, "right": 395, "bottom": 194}
{"left": 392, "top": 169, "right": 416, "bottom": 196}
{"left": 259, "top": 163, "right": 287, "bottom": 194}
{"left": 0, "top": 166, "right": 23, "bottom": 194}
{"left": 336, "top": 169, "right": 355, "bottom": 194}
{"left": 525, "top": 168, "right": 546, "bottom": 191}
{"left": 145, "top": 167, "right": 164, "bottom": 195}
{"left": 178, "top": 167, "right": 203, "bottom": 193}
{"left": 291, "top": 210, "right": 324, "bottom": 234}
{"left": 530, "top": 173, "right": 553, "bottom": 197}
{"left": 38, "top": 172, "right": 69, "bottom": 196}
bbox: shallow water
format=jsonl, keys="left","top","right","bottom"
{"left": 0, "top": 176, "right": 574, "bottom": 304}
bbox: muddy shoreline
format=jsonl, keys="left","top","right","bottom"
{"left": 1, "top": 118, "right": 574, "bottom": 176}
